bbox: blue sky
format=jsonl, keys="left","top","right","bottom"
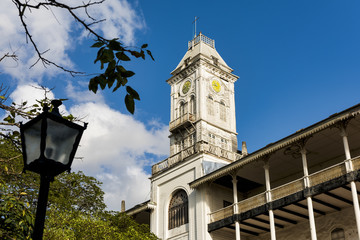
{"left": 137, "top": 0, "right": 360, "bottom": 151}
{"left": 1, "top": 0, "right": 360, "bottom": 210}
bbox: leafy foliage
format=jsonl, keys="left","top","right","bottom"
{"left": 48, "top": 171, "right": 106, "bottom": 215}
{"left": 0, "top": 182, "right": 34, "bottom": 240}
{"left": 44, "top": 211, "right": 159, "bottom": 240}
{"left": 89, "top": 39, "right": 153, "bottom": 114}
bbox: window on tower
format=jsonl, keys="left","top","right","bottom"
{"left": 207, "top": 95, "right": 214, "bottom": 116}
{"left": 190, "top": 95, "right": 196, "bottom": 116}
{"left": 179, "top": 101, "right": 188, "bottom": 117}
{"left": 184, "top": 57, "right": 191, "bottom": 66}
{"left": 168, "top": 190, "right": 189, "bottom": 230}
{"left": 212, "top": 56, "right": 218, "bottom": 66}
{"left": 189, "top": 133, "right": 196, "bottom": 146}
{"left": 221, "top": 138, "right": 228, "bottom": 150}
{"left": 220, "top": 100, "right": 226, "bottom": 121}
{"left": 208, "top": 133, "right": 216, "bottom": 145}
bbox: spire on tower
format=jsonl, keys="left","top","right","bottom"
{"left": 193, "top": 16, "right": 199, "bottom": 38}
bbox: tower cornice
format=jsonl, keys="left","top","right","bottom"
{"left": 200, "top": 60, "right": 239, "bottom": 83}
{"left": 166, "top": 60, "right": 200, "bottom": 85}
{"left": 166, "top": 57, "right": 238, "bottom": 85}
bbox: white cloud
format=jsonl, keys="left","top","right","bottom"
{"left": 9, "top": 84, "right": 69, "bottom": 115}
{"left": 0, "top": 0, "right": 73, "bottom": 81}
{"left": 70, "top": 102, "right": 169, "bottom": 210}
{"left": 0, "top": 0, "right": 146, "bottom": 82}
{"left": 82, "top": 0, "right": 146, "bottom": 45}
{"left": 65, "top": 81, "right": 105, "bottom": 104}
{"left": 8, "top": 83, "right": 169, "bottom": 211}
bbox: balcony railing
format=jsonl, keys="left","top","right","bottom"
{"left": 169, "top": 113, "right": 195, "bottom": 132}
{"left": 208, "top": 156, "right": 360, "bottom": 224}
{"left": 152, "top": 142, "right": 241, "bottom": 175}
{"left": 188, "top": 33, "right": 215, "bottom": 50}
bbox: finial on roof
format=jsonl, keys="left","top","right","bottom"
{"left": 193, "top": 16, "right": 200, "bottom": 38}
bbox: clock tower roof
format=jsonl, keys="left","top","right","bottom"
{"left": 171, "top": 33, "right": 233, "bottom": 75}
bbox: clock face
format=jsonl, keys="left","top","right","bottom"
{"left": 182, "top": 80, "right": 191, "bottom": 94}
{"left": 212, "top": 80, "right": 221, "bottom": 93}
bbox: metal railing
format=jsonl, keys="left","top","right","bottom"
{"left": 188, "top": 33, "right": 215, "bottom": 50}
{"left": 208, "top": 156, "right": 360, "bottom": 224}
{"left": 152, "top": 142, "right": 240, "bottom": 175}
{"left": 169, "top": 113, "right": 195, "bottom": 131}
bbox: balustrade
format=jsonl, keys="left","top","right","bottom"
{"left": 208, "top": 156, "right": 360, "bottom": 224}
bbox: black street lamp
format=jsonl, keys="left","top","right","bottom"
{"left": 20, "top": 100, "right": 87, "bottom": 240}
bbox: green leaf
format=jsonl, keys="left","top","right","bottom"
{"left": 116, "top": 65, "right": 127, "bottom": 73}
{"left": 101, "top": 49, "right": 115, "bottom": 63}
{"left": 108, "top": 40, "right": 122, "bottom": 51}
{"left": 125, "top": 94, "right": 135, "bottom": 114}
{"left": 12, "top": 131, "right": 20, "bottom": 137}
{"left": 0, "top": 95, "right": 5, "bottom": 100}
{"left": 140, "top": 50, "right": 145, "bottom": 60}
{"left": 122, "top": 71, "right": 135, "bottom": 78}
{"left": 113, "top": 80, "right": 122, "bottom": 92}
{"left": 99, "top": 75, "right": 107, "bottom": 90}
{"left": 109, "top": 60, "right": 116, "bottom": 70}
{"left": 141, "top": 44, "right": 148, "bottom": 48}
{"left": 126, "top": 86, "right": 140, "bottom": 100}
{"left": 94, "top": 47, "right": 105, "bottom": 64}
{"left": 121, "top": 77, "right": 128, "bottom": 86}
{"left": 146, "top": 50, "right": 155, "bottom": 61}
{"left": 89, "top": 77, "right": 99, "bottom": 93}
{"left": 108, "top": 74, "right": 116, "bottom": 88}
{"left": 91, "top": 41, "right": 105, "bottom": 48}
{"left": 129, "top": 50, "right": 142, "bottom": 58}
{"left": 4, "top": 115, "right": 14, "bottom": 123}
{"left": 115, "top": 52, "right": 131, "bottom": 61}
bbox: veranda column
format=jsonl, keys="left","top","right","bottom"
{"left": 340, "top": 126, "right": 360, "bottom": 240}
{"left": 263, "top": 161, "right": 276, "bottom": 240}
{"left": 300, "top": 148, "right": 317, "bottom": 240}
{"left": 232, "top": 173, "right": 241, "bottom": 240}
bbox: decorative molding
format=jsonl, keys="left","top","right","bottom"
{"left": 200, "top": 60, "right": 238, "bottom": 83}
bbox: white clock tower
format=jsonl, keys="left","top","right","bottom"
{"left": 149, "top": 33, "right": 241, "bottom": 240}
{"left": 167, "top": 33, "right": 239, "bottom": 159}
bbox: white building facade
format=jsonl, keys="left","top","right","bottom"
{"left": 128, "top": 34, "right": 360, "bottom": 240}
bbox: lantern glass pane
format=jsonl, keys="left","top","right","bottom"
{"left": 44, "top": 118, "right": 80, "bottom": 165}
{"left": 23, "top": 119, "right": 42, "bottom": 165}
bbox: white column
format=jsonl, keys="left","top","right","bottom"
{"left": 300, "top": 148, "right": 317, "bottom": 240}
{"left": 340, "top": 127, "right": 360, "bottom": 240}
{"left": 232, "top": 174, "right": 241, "bottom": 240}
{"left": 264, "top": 161, "right": 276, "bottom": 240}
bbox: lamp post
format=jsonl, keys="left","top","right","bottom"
{"left": 20, "top": 100, "right": 87, "bottom": 240}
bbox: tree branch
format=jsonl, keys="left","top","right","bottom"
{"left": 11, "top": 0, "right": 108, "bottom": 76}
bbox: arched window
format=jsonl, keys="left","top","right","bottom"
{"left": 168, "top": 190, "right": 188, "bottom": 229}
{"left": 219, "top": 100, "right": 226, "bottom": 121}
{"left": 207, "top": 95, "right": 214, "bottom": 116}
{"left": 331, "top": 228, "right": 345, "bottom": 240}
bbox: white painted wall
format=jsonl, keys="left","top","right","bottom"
{"left": 246, "top": 206, "right": 357, "bottom": 240}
